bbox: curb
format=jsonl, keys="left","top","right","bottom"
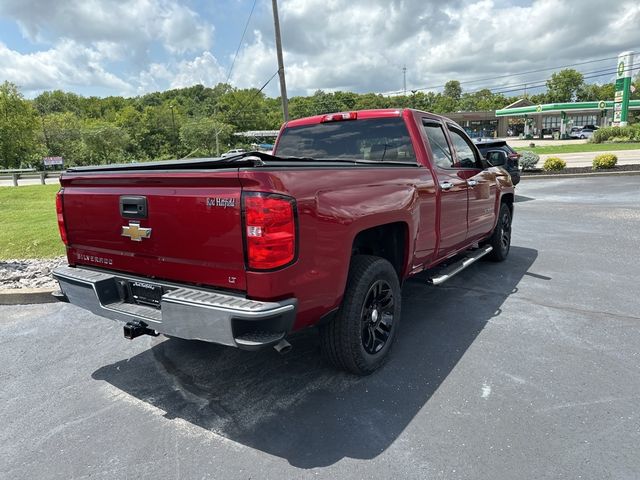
{"left": 521, "top": 170, "right": 640, "bottom": 180}
{"left": 0, "top": 287, "right": 58, "bottom": 305}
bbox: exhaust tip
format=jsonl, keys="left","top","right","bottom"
{"left": 273, "top": 339, "right": 292, "bottom": 355}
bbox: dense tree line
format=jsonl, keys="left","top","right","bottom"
{"left": 1, "top": 69, "right": 638, "bottom": 169}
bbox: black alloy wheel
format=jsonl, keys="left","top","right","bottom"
{"left": 487, "top": 203, "right": 512, "bottom": 262}
{"left": 360, "top": 280, "right": 395, "bottom": 354}
{"left": 500, "top": 209, "right": 511, "bottom": 252}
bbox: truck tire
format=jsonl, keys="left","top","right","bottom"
{"left": 487, "top": 203, "right": 511, "bottom": 262}
{"left": 319, "top": 255, "right": 401, "bottom": 375}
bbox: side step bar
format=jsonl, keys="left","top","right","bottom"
{"left": 427, "top": 245, "right": 493, "bottom": 286}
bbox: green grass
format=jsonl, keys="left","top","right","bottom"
{"left": 0, "top": 185, "right": 65, "bottom": 260}
{"left": 515, "top": 142, "right": 640, "bottom": 155}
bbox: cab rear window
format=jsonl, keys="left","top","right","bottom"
{"left": 275, "top": 118, "right": 417, "bottom": 164}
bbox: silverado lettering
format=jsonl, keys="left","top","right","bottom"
{"left": 53, "top": 109, "right": 514, "bottom": 375}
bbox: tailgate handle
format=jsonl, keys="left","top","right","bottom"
{"left": 120, "top": 196, "right": 148, "bottom": 219}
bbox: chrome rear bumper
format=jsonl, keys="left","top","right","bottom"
{"left": 52, "top": 266, "right": 296, "bottom": 349}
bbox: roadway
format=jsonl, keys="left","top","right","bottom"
{"left": 2, "top": 175, "right": 639, "bottom": 479}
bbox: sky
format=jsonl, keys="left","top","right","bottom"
{"left": 0, "top": 0, "right": 639, "bottom": 99}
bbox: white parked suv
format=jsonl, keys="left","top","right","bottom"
{"left": 221, "top": 148, "right": 247, "bottom": 158}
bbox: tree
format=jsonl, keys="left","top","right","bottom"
{"left": 217, "top": 88, "right": 274, "bottom": 131}
{"left": 443, "top": 80, "right": 462, "bottom": 102}
{"left": 41, "top": 112, "right": 86, "bottom": 166}
{"left": 460, "top": 89, "right": 508, "bottom": 111}
{"left": 179, "top": 119, "right": 234, "bottom": 157}
{"left": 576, "top": 83, "right": 615, "bottom": 102}
{"left": 411, "top": 91, "right": 439, "bottom": 112}
{"left": 632, "top": 72, "right": 640, "bottom": 101}
{"left": 82, "top": 120, "right": 129, "bottom": 165}
{"left": 136, "top": 105, "right": 180, "bottom": 160}
{"left": 33, "top": 90, "right": 83, "bottom": 116}
{"left": 353, "top": 93, "right": 388, "bottom": 110}
{"left": 0, "top": 82, "right": 44, "bottom": 168}
{"left": 545, "top": 69, "right": 584, "bottom": 102}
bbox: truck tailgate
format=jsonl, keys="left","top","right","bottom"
{"left": 60, "top": 171, "right": 246, "bottom": 291}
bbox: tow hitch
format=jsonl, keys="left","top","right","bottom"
{"left": 123, "top": 320, "right": 159, "bottom": 340}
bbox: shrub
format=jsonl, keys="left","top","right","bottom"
{"left": 519, "top": 150, "right": 540, "bottom": 171}
{"left": 608, "top": 136, "right": 632, "bottom": 143}
{"left": 543, "top": 157, "right": 566, "bottom": 171}
{"left": 591, "top": 125, "right": 640, "bottom": 143}
{"left": 592, "top": 153, "right": 618, "bottom": 170}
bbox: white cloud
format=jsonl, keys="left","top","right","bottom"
{"left": 0, "top": 0, "right": 213, "bottom": 56}
{"left": 136, "top": 52, "right": 226, "bottom": 93}
{"left": 231, "top": 0, "right": 640, "bottom": 97}
{"left": 0, "top": 0, "right": 217, "bottom": 95}
{"left": 0, "top": 40, "right": 131, "bottom": 93}
{"left": 230, "top": 31, "right": 279, "bottom": 91}
{"left": 1, "top": 0, "right": 639, "bottom": 97}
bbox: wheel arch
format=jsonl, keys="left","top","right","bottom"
{"left": 501, "top": 192, "right": 514, "bottom": 216}
{"left": 350, "top": 221, "right": 410, "bottom": 281}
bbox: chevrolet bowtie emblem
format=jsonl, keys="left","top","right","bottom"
{"left": 121, "top": 222, "right": 152, "bottom": 242}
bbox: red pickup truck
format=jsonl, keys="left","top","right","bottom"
{"left": 53, "top": 109, "right": 514, "bottom": 375}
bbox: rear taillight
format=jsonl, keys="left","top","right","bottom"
{"left": 55, "top": 189, "right": 68, "bottom": 245}
{"left": 243, "top": 193, "right": 297, "bottom": 270}
{"left": 508, "top": 153, "right": 520, "bottom": 166}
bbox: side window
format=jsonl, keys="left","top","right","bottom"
{"left": 448, "top": 127, "right": 480, "bottom": 168}
{"left": 423, "top": 121, "right": 454, "bottom": 169}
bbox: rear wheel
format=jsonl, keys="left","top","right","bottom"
{"left": 319, "top": 255, "right": 401, "bottom": 375}
{"left": 487, "top": 203, "right": 511, "bottom": 262}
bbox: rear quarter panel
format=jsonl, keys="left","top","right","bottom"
{"left": 239, "top": 167, "right": 433, "bottom": 330}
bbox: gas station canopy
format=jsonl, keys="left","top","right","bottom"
{"left": 495, "top": 100, "right": 640, "bottom": 117}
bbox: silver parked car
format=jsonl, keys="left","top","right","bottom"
{"left": 570, "top": 126, "right": 597, "bottom": 139}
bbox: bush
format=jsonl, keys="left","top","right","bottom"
{"left": 592, "top": 153, "right": 618, "bottom": 170}
{"left": 543, "top": 157, "right": 566, "bottom": 171}
{"left": 519, "top": 150, "right": 540, "bottom": 171}
{"left": 591, "top": 125, "right": 640, "bottom": 143}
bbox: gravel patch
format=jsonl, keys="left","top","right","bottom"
{"left": 522, "top": 163, "right": 640, "bottom": 176}
{"left": 0, "top": 257, "right": 66, "bottom": 289}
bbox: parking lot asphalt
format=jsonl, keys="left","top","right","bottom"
{"left": 1, "top": 176, "right": 639, "bottom": 479}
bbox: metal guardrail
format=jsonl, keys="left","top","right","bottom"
{"left": 0, "top": 168, "right": 37, "bottom": 173}
{"left": 0, "top": 171, "right": 62, "bottom": 186}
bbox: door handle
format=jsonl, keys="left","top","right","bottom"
{"left": 120, "top": 196, "right": 148, "bottom": 219}
{"left": 440, "top": 181, "right": 454, "bottom": 191}
{"left": 467, "top": 179, "right": 478, "bottom": 187}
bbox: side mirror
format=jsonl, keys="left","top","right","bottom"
{"left": 485, "top": 150, "right": 507, "bottom": 167}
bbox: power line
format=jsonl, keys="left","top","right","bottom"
{"left": 387, "top": 62, "right": 639, "bottom": 99}
{"left": 225, "top": 0, "right": 258, "bottom": 85}
{"left": 484, "top": 64, "right": 638, "bottom": 95}
{"left": 220, "top": 70, "right": 280, "bottom": 121}
{"left": 486, "top": 64, "right": 640, "bottom": 96}
{"left": 383, "top": 54, "right": 626, "bottom": 96}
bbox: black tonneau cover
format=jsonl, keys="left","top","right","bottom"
{"left": 64, "top": 151, "right": 419, "bottom": 174}
{"left": 65, "top": 152, "right": 270, "bottom": 173}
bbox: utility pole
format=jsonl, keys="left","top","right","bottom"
{"left": 403, "top": 66, "right": 407, "bottom": 96}
{"left": 169, "top": 104, "right": 177, "bottom": 157}
{"left": 40, "top": 113, "right": 50, "bottom": 154}
{"left": 272, "top": 0, "right": 289, "bottom": 121}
